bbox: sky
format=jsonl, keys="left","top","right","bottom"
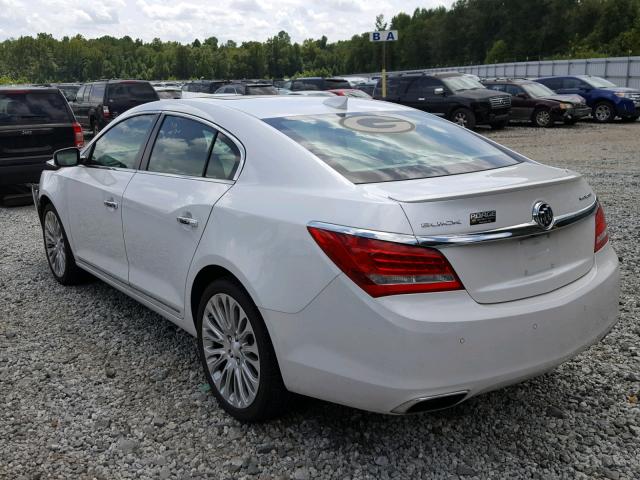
{"left": 0, "top": 0, "right": 453, "bottom": 44}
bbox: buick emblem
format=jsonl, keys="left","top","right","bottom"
{"left": 532, "top": 201, "right": 554, "bottom": 230}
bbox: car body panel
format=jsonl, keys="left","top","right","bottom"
{"left": 35, "top": 96, "right": 620, "bottom": 414}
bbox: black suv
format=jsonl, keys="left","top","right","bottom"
{"left": 0, "top": 87, "right": 83, "bottom": 186}
{"left": 374, "top": 72, "right": 512, "bottom": 129}
{"left": 482, "top": 78, "right": 591, "bottom": 127}
{"left": 288, "top": 77, "right": 351, "bottom": 91}
{"left": 71, "top": 80, "right": 159, "bottom": 135}
{"left": 215, "top": 82, "right": 278, "bottom": 95}
{"left": 182, "top": 80, "right": 229, "bottom": 94}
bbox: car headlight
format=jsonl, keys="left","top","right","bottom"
{"left": 615, "top": 92, "right": 629, "bottom": 98}
{"left": 559, "top": 103, "right": 572, "bottom": 109}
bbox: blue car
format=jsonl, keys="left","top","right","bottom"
{"left": 536, "top": 75, "right": 640, "bottom": 123}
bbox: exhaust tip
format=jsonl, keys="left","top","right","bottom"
{"left": 392, "top": 391, "right": 468, "bottom": 414}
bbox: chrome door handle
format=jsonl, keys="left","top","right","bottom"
{"left": 177, "top": 216, "right": 198, "bottom": 228}
{"left": 103, "top": 200, "right": 118, "bottom": 210}
{"left": 418, "top": 97, "right": 426, "bottom": 101}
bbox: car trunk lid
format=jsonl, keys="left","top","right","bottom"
{"left": 360, "top": 163, "right": 597, "bottom": 304}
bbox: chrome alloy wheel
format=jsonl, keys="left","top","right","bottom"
{"left": 202, "top": 293, "right": 260, "bottom": 408}
{"left": 594, "top": 104, "right": 612, "bottom": 122}
{"left": 44, "top": 210, "right": 66, "bottom": 277}
{"left": 453, "top": 111, "right": 468, "bottom": 127}
{"left": 535, "top": 109, "right": 551, "bottom": 127}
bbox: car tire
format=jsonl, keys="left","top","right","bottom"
{"left": 450, "top": 108, "right": 476, "bottom": 129}
{"left": 197, "top": 278, "right": 289, "bottom": 422}
{"left": 41, "top": 203, "right": 86, "bottom": 285}
{"left": 621, "top": 115, "right": 639, "bottom": 123}
{"left": 592, "top": 101, "right": 615, "bottom": 123}
{"left": 490, "top": 119, "right": 508, "bottom": 130}
{"left": 532, "top": 108, "right": 553, "bottom": 128}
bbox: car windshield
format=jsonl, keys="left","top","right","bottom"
{"left": 107, "top": 83, "right": 158, "bottom": 102}
{"left": 264, "top": 110, "right": 519, "bottom": 184}
{"left": 522, "top": 82, "right": 556, "bottom": 98}
{"left": 441, "top": 76, "right": 485, "bottom": 92}
{"left": 583, "top": 76, "right": 616, "bottom": 88}
{"left": 0, "top": 91, "right": 71, "bottom": 125}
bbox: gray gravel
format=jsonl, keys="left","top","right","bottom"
{"left": 1, "top": 120, "right": 639, "bottom": 479}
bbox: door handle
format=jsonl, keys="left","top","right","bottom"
{"left": 418, "top": 97, "right": 426, "bottom": 101}
{"left": 177, "top": 216, "right": 198, "bottom": 228}
{"left": 103, "top": 200, "right": 118, "bottom": 210}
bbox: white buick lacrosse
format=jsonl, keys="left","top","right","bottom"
{"left": 34, "top": 96, "right": 619, "bottom": 421}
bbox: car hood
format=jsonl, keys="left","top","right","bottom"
{"left": 601, "top": 87, "right": 640, "bottom": 94}
{"left": 454, "top": 88, "right": 508, "bottom": 100}
{"left": 539, "top": 94, "right": 586, "bottom": 104}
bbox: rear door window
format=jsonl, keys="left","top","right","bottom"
{"left": 147, "top": 115, "right": 216, "bottom": 177}
{"left": 0, "top": 91, "right": 72, "bottom": 125}
{"left": 206, "top": 133, "right": 241, "bottom": 180}
{"left": 89, "top": 83, "right": 106, "bottom": 103}
{"left": 247, "top": 85, "right": 277, "bottom": 95}
{"left": 264, "top": 110, "right": 520, "bottom": 184}
{"left": 88, "top": 115, "right": 156, "bottom": 169}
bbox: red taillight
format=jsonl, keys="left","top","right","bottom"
{"left": 308, "top": 226, "right": 463, "bottom": 297}
{"left": 72, "top": 122, "right": 84, "bottom": 148}
{"left": 102, "top": 105, "right": 110, "bottom": 118}
{"left": 594, "top": 203, "right": 609, "bottom": 252}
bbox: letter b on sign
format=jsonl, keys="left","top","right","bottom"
{"left": 372, "top": 32, "right": 381, "bottom": 41}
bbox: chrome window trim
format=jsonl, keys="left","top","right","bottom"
{"left": 417, "top": 199, "right": 598, "bottom": 247}
{"left": 308, "top": 199, "right": 598, "bottom": 248}
{"left": 134, "top": 169, "right": 235, "bottom": 185}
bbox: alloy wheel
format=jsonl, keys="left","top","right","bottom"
{"left": 44, "top": 210, "right": 66, "bottom": 277}
{"left": 453, "top": 112, "right": 468, "bottom": 127}
{"left": 594, "top": 104, "right": 612, "bottom": 122}
{"left": 536, "top": 109, "right": 551, "bottom": 127}
{"left": 201, "top": 293, "right": 260, "bottom": 409}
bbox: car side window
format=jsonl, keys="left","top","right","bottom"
{"left": 505, "top": 85, "right": 524, "bottom": 96}
{"left": 75, "top": 85, "right": 86, "bottom": 102}
{"left": 562, "top": 78, "right": 582, "bottom": 89}
{"left": 487, "top": 84, "right": 506, "bottom": 92}
{"left": 406, "top": 77, "right": 442, "bottom": 96}
{"left": 83, "top": 85, "right": 92, "bottom": 102}
{"left": 541, "top": 78, "right": 560, "bottom": 90}
{"left": 88, "top": 115, "right": 156, "bottom": 169}
{"left": 206, "top": 133, "right": 241, "bottom": 180}
{"left": 90, "top": 83, "right": 105, "bottom": 103}
{"left": 147, "top": 115, "right": 216, "bottom": 177}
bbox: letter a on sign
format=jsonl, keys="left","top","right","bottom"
{"left": 386, "top": 31, "right": 396, "bottom": 41}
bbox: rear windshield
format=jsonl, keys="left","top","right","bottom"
{"left": 264, "top": 111, "right": 520, "bottom": 184}
{"left": 0, "top": 91, "right": 72, "bottom": 125}
{"left": 325, "top": 79, "right": 351, "bottom": 89}
{"left": 107, "top": 83, "right": 159, "bottom": 102}
{"left": 247, "top": 85, "right": 278, "bottom": 95}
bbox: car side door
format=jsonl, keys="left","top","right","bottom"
{"left": 63, "top": 113, "right": 158, "bottom": 282}
{"left": 504, "top": 85, "right": 532, "bottom": 121}
{"left": 404, "top": 77, "right": 448, "bottom": 116}
{"left": 122, "top": 114, "right": 242, "bottom": 316}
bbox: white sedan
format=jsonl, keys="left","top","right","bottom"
{"left": 34, "top": 96, "right": 619, "bottom": 421}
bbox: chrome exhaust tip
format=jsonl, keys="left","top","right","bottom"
{"left": 392, "top": 391, "right": 469, "bottom": 414}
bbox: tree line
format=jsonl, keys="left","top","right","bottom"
{"left": 1, "top": 0, "right": 639, "bottom": 84}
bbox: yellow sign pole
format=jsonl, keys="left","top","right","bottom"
{"left": 382, "top": 41, "right": 387, "bottom": 98}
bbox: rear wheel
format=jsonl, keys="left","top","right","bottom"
{"left": 532, "top": 108, "right": 553, "bottom": 128}
{"left": 592, "top": 101, "right": 614, "bottom": 123}
{"left": 197, "top": 278, "right": 289, "bottom": 422}
{"left": 41, "top": 204, "right": 86, "bottom": 285}
{"left": 450, "top": 108, "right": 476, "bottom": 129}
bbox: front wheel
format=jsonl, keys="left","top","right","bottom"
{"left": 592, "top": 101, "right": 614, "bottom": 123}
{"left": 42, "top": 204, "right": 86, "bottom": 285}
{"left": 197, "top": 278, "right": 289, "bottom": 422}
{"left": 450, "top": 108, "right": 476, "bottom": 129}
{"left": 532, "top": 108, "right": 553, "bottom": 128}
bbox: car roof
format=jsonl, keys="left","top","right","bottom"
{"left": 0, "top": 87, "right": 63, "bottom": 93}
{"left": 483, "top": 78, "right": 533, "bottom": 84}
{"left": 133, "top": 95, "right": 413, "bottom": 120}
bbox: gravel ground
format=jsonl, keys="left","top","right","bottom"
{"left": 1, "top": 121, "right": 639, "bottom": 480}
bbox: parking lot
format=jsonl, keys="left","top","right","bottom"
{"left": 1, "top": 121, "right": 639, "bottom": 479}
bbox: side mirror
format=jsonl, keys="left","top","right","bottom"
{"left": 434, "top": 87, "right": 445, "bottom": 95}
{"left": 53, "top": 147, "right": 80, "bottom": 167}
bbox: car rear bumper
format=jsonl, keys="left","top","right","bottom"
{"left": 0, "top": 157, "right": 49, "bottom": 186}
{"left": 263, "top": 243, "right": 619, "bottom": 414}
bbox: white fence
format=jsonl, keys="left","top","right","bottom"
{"left": 348, "top": 56, "right": 640, "bottom": 89}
